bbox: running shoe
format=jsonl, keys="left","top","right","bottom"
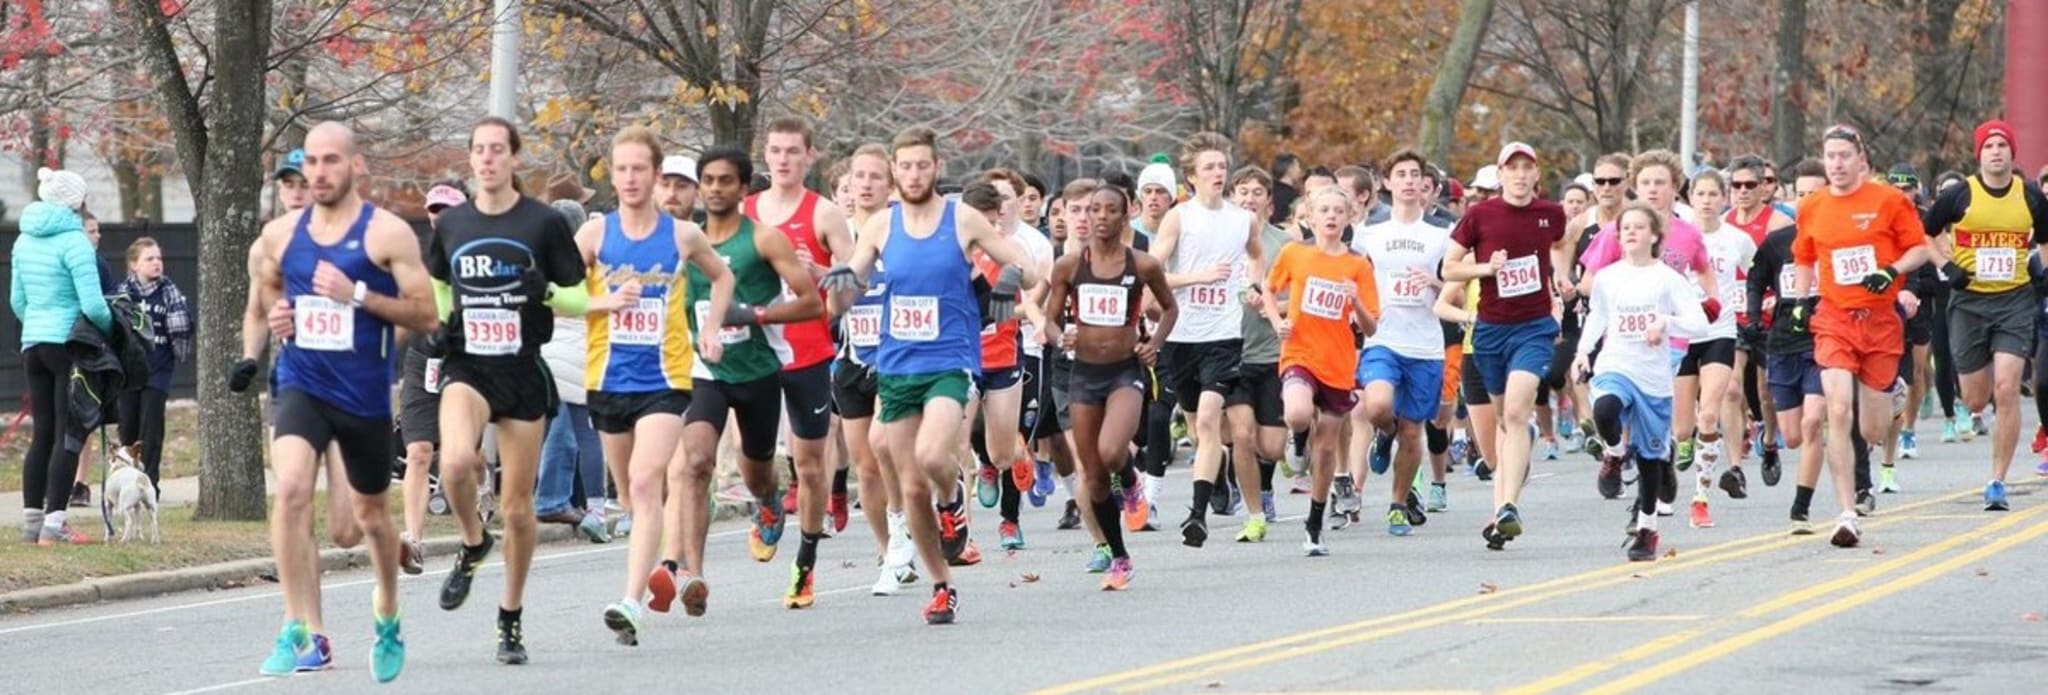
{"left": 1236, "top": 517, "right": 1268, "bottom": 543}
{"left": 1386, "top": 505, "right": 1411, "bottom": 537}
{"left": 1689, "top": 494, "right": 1714, "bottom": 529}
{"left": 1333, "top": 474, "right": 1361, "bottom": 517}
{"left": 2034, "top": 426, "right": 2047, "bottom": 454}
{"left": 1171, "top": 417, "right": 1190, "bottom": 449}
{"left": 1331, "top": 506, "right": 1354, "bottom": 531}
{"left": 999, "top": 520, "right": 1025, "bottom": 550}
{"left": 260, "top": 621, "right": 310, "bottom": 676}
{"left": 576, "top": 514, "right": 611, "bottom": 543}
{"left": 1100, "top": 557, "right": 1134, "bottom": 591}
{"left": 1426, "top": 483, "right": 1448, "bottom": 513}
{"left": 1404, "top": 488, "right": 1428, "bottom": 527}
{"left": 784, "top": 564, "right": 816, "bottom": 609}
{"left": 1941, "top": 419, "right": 1958, "bottom": 443}
{"left": 1597, "top": 452, "right": 1625, "bottom": 500}
{"left": 1301, "top": 535, "right": 1329, "bottom": 557}
{"left": 1448, "top": 437, "right": 1471, "bottom": 469}
{"left": 1118, "top": 477, "right": 1150, "bottom": 532}
{"left": 603, "top": 600, "right": 644, "bottom": 646}
{"left": 1719, "top": 467, "right": 1749, "bottom": 500}
{"left": 1180, "top": 513, "right": 1208, "bottom": 548}
{"left": 1760, "top": 446, "right": 1782, "bottom": 487}
{"left": 1009, "top": 457, "right": 1036, "bottom": 500}
{"left": 1559, "top": 415, "right": 1577, "bottom": 441}
{"left": 399, "top": 532, "right": 425, "bottom": 575}
{"left": 1656, "top": 500, "right": 1673, "bottom": 517}
{"left": 750, "top": 500, "right": 785, "bottom": 562}
{"left": 1224, "top": 484, "right": 1244, "bottom": 517}
{"left": 646, "top": 565, "right": 678, "bottom": 613}
{"left": 1494, "top": 503, "right": 1524, "bottom": 539}
{"left": 873, "top": 563, "right": 917, "bottom": 596}
{"left": 1542, "top": 436, "right": 1560, "bottom": 461}
{"left": 1210, "top": 482, "right": 1235, "bottom": 517}
{"left": 1290, "top": 474, "right": 1312, "bottom": 494}
{"left": 496, "top": 612, "right": 527, "bottom": 665}
{"left": 1140, "top": 475, "right": 1164, "bottom": 530}
{"left": 614, "top": 513, "right": 634, "bottom": 538}
{"left": 1898, "top": 430, "right": 1919, "bottom": 459}
{"left": 35, "top": 522, "right": 95, "bottom": 546}
{"left": 977, "top": 463, "right": 1000, "bottom": 508}
{"left": 1788, "top": 512, "right": 1814, "bottom": 536}
{"left": 1026, "top": 473, "right": 1051, "bottom": 508}
{"left": 938, "top": 504, "right": 972, "bottom": 562}
{"left": 2035, "top": 457, "right": 2048, "bottom": 477}
{"left": 1626, "top": 529, "right": 1659, "bottom": 562}
{"left": 829, "top": 492, "right": 850, "bottom": 535}
{"left": 1261, "top": 491, "right": 1278, "bottom": 522}
{"left": 1481, "top": 523, "right": 1509, "bottom": 551}
{"left": 1673, "top": 440, "right": 1696, "bottom": 472}
{"left": 1829, "top": 512, "right": 1861, "bottom": 548}
{"left": 1856, "top": 489, "right": 1877, "bottom": 516}
{"left": 1985, "top": 480, "right": 2010, "bottom": 511}
{"left": 1369, "top": 432, "right": 1394, "bottom": 475}
{"left": 1086, "top": 544, "right": 1113, "bottom": 573}
{"left": 1973, "top": 412, "right": 1989, "bottom": 437}
{"left": 1878, "top": 466, "right": 1900, "bottom": 494}
{"left": 370, "top": 614, "right": 404, "bottom": 682}
{"left": 1473, "top": 458, "right": 1494, "bottom": 481}
{"left": 67, "top": 481, "right": 88, "bottom": 508}
{"left": 782, "top": 482, "right": 800, "bottom": 514}
{"left": 1580, "top": 427, "right": 1604, "bottom": 459}
{"left": 438, "top": 533, "right": 495, "bottom": 611}
{"left": 1033, "top": 459, "right": 1056, "bottom": 499}
{"left": 923, "top": 586, "right": 958, "bottom": 625}
{"left": 679, "top": 573, "right": 709, "bottom": 617}
{"left": 1057, "top": 499, "right": 1083, "bottom": 530}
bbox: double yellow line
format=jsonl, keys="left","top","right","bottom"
{"left": 1029, "top": 481, "right": 2039, "bottom": 695}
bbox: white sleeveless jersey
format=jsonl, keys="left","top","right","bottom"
{"left": 1166, "top": 199, "right": 1254, "bottom": 343}
{"left": 1356, "top": 217, "right": 1452, "bottom": 359}
{"left": 1699, "top": 227, "right": 1755, "bottom": 341}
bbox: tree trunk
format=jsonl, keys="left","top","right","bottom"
{"left": 113, "top": 159, "right": 142, "bottom": 222}
{"left": 1420, "top": 0, "right": 1497, "bottom": 167}
{"left": 1771, "top": 0, "right": 1807, "bottom": 168}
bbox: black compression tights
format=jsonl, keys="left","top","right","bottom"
{"left": 1636, "top": 458, "right": 1676, "bottom": 519}
{"left": 1931, "top": 295, "right": 1959, "bottom": 418}
{"left": 1593, "top": 394, "right": 1626, "bottom": 451}
{"left": 1142, "top": 400, "right": 1174, "bottom": 477}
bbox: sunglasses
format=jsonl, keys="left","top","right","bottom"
{"left": 1593, "top": 177, "right": 1624, "bottom": 187}
{"left": 1763, "top": 176, "right": 1778, "bottom": 184}
{"left": 1729, "top": 180, "right": 1763, "bottom": 190}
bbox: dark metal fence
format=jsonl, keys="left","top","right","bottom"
{"left": 1, "top": 222, "right": 202, "bottom": 400}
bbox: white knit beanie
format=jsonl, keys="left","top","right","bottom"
{"left": 37, "top": 167, "right": 86, "bottom": 211}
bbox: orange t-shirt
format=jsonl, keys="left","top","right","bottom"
{"left": 1267, "top": 243, "right": 1378, "bottom": 389}
{"left": 1792, "top": 182, "right": 1927, "bottom": 311}
{"left": 972, "top": 249, "right": 1020, "bottom": 369}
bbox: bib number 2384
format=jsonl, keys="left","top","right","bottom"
{"left": 890, "top": 296, "right": 939, "bottom": 342}
{"left": 463, "top": 309, "right": 521, "bottom": 356}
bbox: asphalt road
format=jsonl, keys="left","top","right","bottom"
{"left": 5, "top": 418, "right": 2046, "bottom": 695}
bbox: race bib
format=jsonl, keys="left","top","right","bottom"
{"left": 1185, "top": 283, "right": 1230, "bottom": 311}
{"left": 1077, "top": 284, "right": 1129, "bottom": 326}
{"left": 1777, "top": 265, "right": 1807, "bottom": 299}
{"left": 462, "top": 308, "right": 521, "bottom": 356}
{"left": 1614, "top": 304, "right": 1658, "bottom": 341}
{"left": 890, "top": 295, "right": 939, "bottom": 342}
{"left": 1299, "top": 277, "right": 1350, "bottom": 321}
{"left": 1498, "top": 255, "right": 1541, "bottom": 298}
{"left": 1976, "top": 247, "right": 2017, "bottom": 282}
{"left": 423, "top": 357, "right": 442, "bottom": 394}
{"left": 292, "top": 296, "right": 353, "bottom": 352}
{"left": 1728, "top": 282, "right": 1747, "bottom": 313}
{"left": 1830, "top": 245, "right": 1877, "bottom": 285}
{"left": 694, "top": 301, "right": 749, "bottom": 345}
{"left": 1387, "top": 272, "right": 1431, "bottom": 307}
{"left": 846, "top": 304, "right": 882, "bottom": 348}
{"left": 609, "top": 298, "right": 664, "bottom": 346}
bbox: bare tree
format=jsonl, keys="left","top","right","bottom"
{"left": 1420, "top": 0, "right": 1497, "bottom": 167}
{"left": 1153, "top": 0, "right": 1305, "bottom": 139}
{"left": 1476, "top": 0, "right": 1686, "bottom": 155}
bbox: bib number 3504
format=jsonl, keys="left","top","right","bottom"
{"left": 1498, "top": 255, "right": 1541, "bottom": 298}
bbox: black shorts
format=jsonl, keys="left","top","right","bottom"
{"left": 780, "top": 361, "right": 833, "bottom": 440}
{"left": 1230, "top": 361, "right": 1284, "bottom": 428}
{"left": 587, "top": 389, "right": 692, "bottom": 434}
{"left": 398, "top": 348, "right": 440, "bottom": 447}
{"left": 1019, "top": 353, "right": 1065, "bottom": 438}
{"left": 688, "top": 375, "right": 783, "bottom": 461}
{"left": 1677, "top": 338, "right": 1738, "bottom": 377}
{"left": 1460, "top": 352, "right": 1490, "bottom": 406}
{"left": 1904, "top": 304, "right": 1934, "bottom": 345}
{"left": 975, "top": 365, "right": 1023, "bottom": 394}
{"left": 831, "top": 358, "right": 879, "bottom": 421}
{"left": 1162, "top": 340, "right": 1244, "bottom": 412}
{"left": 273, "top": 389, "right": 394, "bottom": 496}
{"left": 441, "top": 355, "right": 556, "bottom": 423}
{"left": 1069, "top": 359, "right": 1148, "bottom": 407}
{"left": 1543, "top": 331, "right": 1579, "bottom": 391}
{"left": 1032, "top": 352, "right": 1073, "bottom": 437}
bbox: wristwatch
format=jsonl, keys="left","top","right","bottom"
{"left": 351, "top": 280, "right": 368, "bottom": 307}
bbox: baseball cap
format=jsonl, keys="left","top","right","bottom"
{"left": 1572, "top": 173, "right": 1594, "bottom": 190}
{"left": 1138, "top": 163, "right": 1177, "bottom": 195}
{"left": 1975, "top": 120, "right": 2016, "bottom": 159}
{"left": 273, "top": 149, "right": 305, "bottom": 181}
{"left": 661, "top": 155, "right": 699, "bottom": 183}
{"left": 1470, "top": 165, "right": 1500, "bottom": 192}
{"left": 1496, "top": 142, "right": 1537, "bottom": 167}
{"left": 425, "top": 184, "right": 468, "bottom": 213}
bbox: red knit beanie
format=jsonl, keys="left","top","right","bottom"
{"left": 1976, "top": 120, "right": 2016, "bottom": 158}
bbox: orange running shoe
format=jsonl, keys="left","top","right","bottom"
{"left": 645, "top": 565, "right": 677, "bottom": 613}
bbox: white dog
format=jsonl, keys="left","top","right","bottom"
{"left": 104, "top": 444, "right": 159, "bottom": 544}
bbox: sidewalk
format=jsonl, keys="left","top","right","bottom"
{"left": 2, "top": 473, "right": 278, "bottom": 530}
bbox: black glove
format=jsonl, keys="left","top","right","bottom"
{"left": 1859, "top": 266, "right": 1900, "bottom": 294}
{"left": 986, "top": 265, "right": 1023, "bottom": 323}
{"left": 722, "top": 301, "right": 761, "bottom": 326}
{"left": 1941, "top": 261, "right": 1971, "bottom": 291}
{"left": 425, "top": 319, "right": 456, "bottom": 358}
{"left": 1739, "top": 322, "right": 1768, "bottom": 351}
{"left": 818, "top": 265, "right": 863, "bottom": 292}
{"left": 227, "top": 358, "right": 259, "bottom": 393}
{"left": 1786, "top": 297, "right": 1816, "bottom": 335}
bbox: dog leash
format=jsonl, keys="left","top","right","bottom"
{"left": 98, "top": 425, "right": 114, "bottom": 539}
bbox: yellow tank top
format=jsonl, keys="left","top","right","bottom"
{"left": 1951, "top": 176, "right": 2036, "bottom": 294}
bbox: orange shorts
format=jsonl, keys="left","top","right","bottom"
{"left": 1812, "top": 302, "right": 1904, "bottom": 391}
{"left": 1441, "top": 344, "right": 1464, "bottom": 405}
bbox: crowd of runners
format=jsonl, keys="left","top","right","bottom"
{"left": 223, "top": 114, "right": 2044, "bottom": 682}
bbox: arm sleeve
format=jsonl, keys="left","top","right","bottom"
{"left": 66, "top": 239, "right": 113, "bottom": 333}
{"left": 1746, "top": 240, "right": 1777, "bottom": 317}
{"left": 1921, "top": 183, "right": 1969, "bottom": 237}
{"left": 432, "top": 279, "right": 453, "bottom": 319}
{"left": 1665, "top": 271, "right": 1712, "bottom": 338}
{"left": 545, "top": 281, "right": 589, "bottom": 315}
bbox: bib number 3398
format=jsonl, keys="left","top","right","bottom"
{"left": 463, "top": 308, "right": 521, "bottom": 356}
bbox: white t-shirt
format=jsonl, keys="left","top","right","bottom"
{"left": 1698, "top": 226, "right": 1756, "bottom": 341}
{"left": 1355, "top": 216, "right": 1451, "bottom": 359}
{"left": 1576, "top": 261, "right": 1711, "bottom": 398}
{"left": 1012, "top": 222, "right": 1056, "bottom": 357}
{"left": 1165, "top": 199, "right": 1254, "bottom": 343}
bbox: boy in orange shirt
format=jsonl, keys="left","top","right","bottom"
{"left": 1261, "top": 187, "right": 1378, "bottom": 556}
{"left": 1789, "top": 124, "right": 1932, "bottom": 549}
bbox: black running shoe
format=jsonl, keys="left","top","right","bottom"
{"left": 439, "top": 534, "right": 495, "bottom": 611}
{"left": 1403, "top": 488, "right": 1427, "bottom": 527}
{"left": 1626, "top": 528, "right": 1659, "bottom": 562}
{"left": 1057, "top": 499, "right": 1082, "bottom": 530}
{"left": 1481, "top": 523, "right": 1508, "bottom": 551}
{"left": 1181, "top": 512, "right": 1208, "bottom": 547}
{"left": 1474, "top": 459, "right": 1494, "bottom": 482}
{"left": 1597, "top": 453, "right": 1624, "bottom": 500}
{"left": 1760, "top": 447, "right": 1782, "bottom": 486}
{"left": 1210, "top": 484, "right": 1233, "bottom": 517}
{"left": 496, "top": 613, "right": 527, "bottom": 664}
{"left": 1719, "top": 467, "right": 1749, "bottom": 500}
{"left": 1494, "top": 503, "right": 1524, "bottom": 539}
{"left": 68, "top": 481, "right": 90, "bottom": 508}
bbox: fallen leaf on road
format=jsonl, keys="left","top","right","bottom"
{"left": 1872, "top": 548, "right": 1886, "bottom": 555}
{"left": 1020, "top": 573, "right": 1041, "bottom": 583}
{"left": 1630, "top": 573, "right": 1649, "bottom": 580}
{"left": 1008, "top": 582, "right": 1018, "bottom": 589}
{"left": 1477, "top": 582, "right": 1499, "bottom": 594}
{"left": 1205, "top": 682, "right": 1224, "bottom": 689}
{"left": 1663, "top": 548, "right": 1678, "bottom": 558}
{"left": 1975, "top": 568, "right": 1990, "bottom": 577}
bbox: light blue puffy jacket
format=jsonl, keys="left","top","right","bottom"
{"left": 10, "top": 200, "right": 112, "bottom": 349}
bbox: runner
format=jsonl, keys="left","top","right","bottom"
{"left": 662, "top": 146, "right": 825, "bottom": 614}
{"left": 1225, "top": 166, "right": 1293, "bottom": 538}
{"left": 1726, "top": 156, "right": 1797, "bottom": 487}
{"left": 1573, "top": 203, "right": 1712, "bottom": 561}
{"left": 1790, "top": 124, "right": 1932, "bottom": 547}
{"left": 1565, "top": 153, "right": 1631, "bottom": 458}
{"left": 1921, "top": 120, "right": 2048, "bottom": 511}
{"left": 963, "top": 171, "right": 1055, "bottom": 553}
{"left": 429, "top": 116, "right": 590, "bottom": 664}
{"left": 745, "top": 117, "right": 856, "bottom": 556}
{"left": 1262, "top": 187, "right": 1379, "bottom": 556}
{"left": 1052, "top": 180, "right": 1114, "bottom": 556}
{"left": 1353, "top": 149, "right": 1449, "bottom": 537}
{"left": 818, "top": 126, "right": 1044, "bottom": 625}
{"left": 1042, "top": 185, "right": 1178, "bottom": 588}
{"left": 574, "top": 128, "right": 740, "bottom": 644}
{"left": 1440, "top": 142, "right": 1571, "bottom": 550}
{"left": 1151, "top": 132, "right": 1266, "bottom": 548}
{"left": 657, "top": 154, "right": 699, "bottom": 223}
{"left": 252, "top": 122, "right": 436, "bottom": 682}
{"left": 1689, "top": 169, "right": 1757, "bottom": 523}
{"left": 1747, "top": 190, "right": 1833, "bottom": 534}
{"left": 394, "top": 182, "right": 472, "bottom": 577}
{"left": 1135, "top": 162, "right": 1176, "bottom": 239}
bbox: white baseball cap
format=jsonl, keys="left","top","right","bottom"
{"left": 1470, "top": 165, "right": 1500, "bottom": 192}
{"left": 661, "top": 155, "right": 699, "bottom": 183}
{"left": 1496, "top": 141, "right": 1537, "bottom": 167}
